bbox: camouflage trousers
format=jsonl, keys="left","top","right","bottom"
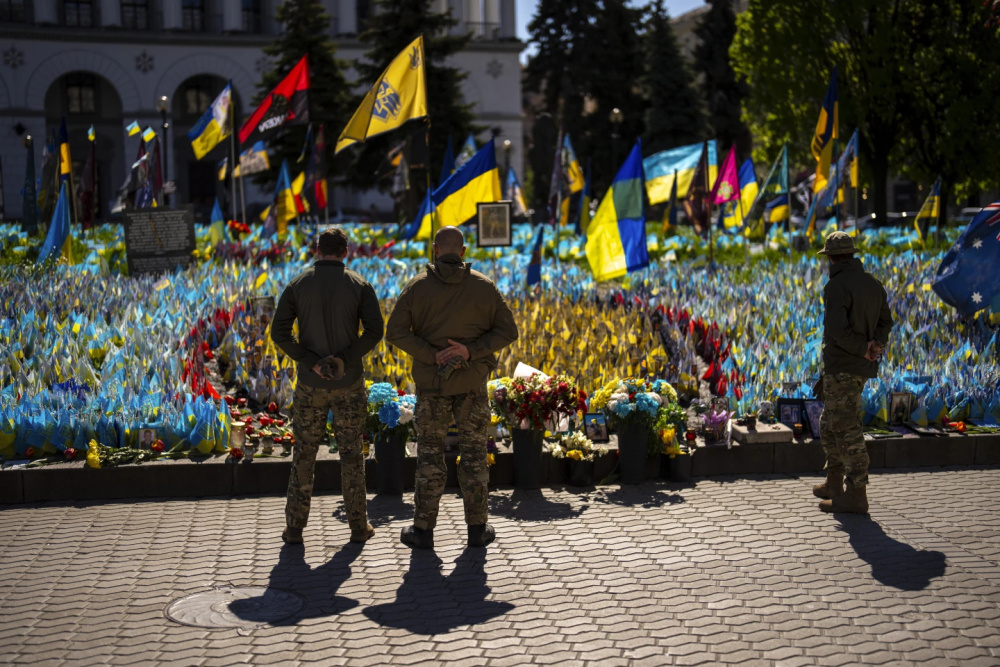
{"left": 819, "top": 372, "right": 870, "bottom": 486}
{"left": 286, "top": 379, "right": 368, "bottom": 531}
{"left": 412, "top": 390, "right": 491, "bottom": 531}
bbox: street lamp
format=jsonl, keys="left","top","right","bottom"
{"left": 609, "top": 107, "right": 624, "bottom": 168}
{"left": 155, "top": 94, "right": 170, "bottom": 206}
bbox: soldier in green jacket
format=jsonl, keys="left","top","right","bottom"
{"left": 814, "top": 231, "right": 894, "bottom": 514}
{"left": 271, "top": 228, "right": 384, "bottom": 545}
{"left": 386, "top": 226, "right": 519, "bottom": 549}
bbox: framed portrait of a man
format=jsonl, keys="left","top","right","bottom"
{"left": 477, "top": 201, "right": 512, "bottom": 247}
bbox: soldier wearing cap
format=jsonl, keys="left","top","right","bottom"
{"left": 814, "top": 231, "right": 894, "bottom": 514}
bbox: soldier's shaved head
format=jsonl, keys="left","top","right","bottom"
{"left": 434, "top": 226, "right": 465, "bottom": 256}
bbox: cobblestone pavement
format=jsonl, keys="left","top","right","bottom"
{"left": 1, "top": 467, "right": 999, "bottom": 666}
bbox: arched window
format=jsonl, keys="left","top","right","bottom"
{"left": 0, "top": 1, "right": 26, "bottom": 22}
{"left": 64, "top": 0, "right": 94, "bottom": 26}
{"left": 66, "top": 73, "right": 97, "bottom": 114}
{"left": 121, "top": 0, "right": 147, "bottom": 29}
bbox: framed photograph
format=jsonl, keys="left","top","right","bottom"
{"left": 803, "top": 399, "right": 824, "bottom": 438}
{"left": 138, "top": 428, "right": 157, "bottom": 450}
{"left": 476, "top": 201, "right": 512, "bottom": 248}
{"left": 890, "top": 392, "right": 915, "bottom": 425}
{"left": 776, "top": 398, "right": 804, "bottom": 430}
{"left": 582, "top": 413, "right": 609, "bottom": 443}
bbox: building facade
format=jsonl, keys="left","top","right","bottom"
{"left": 0, "top": 0, "right": 522, "bottom": 222}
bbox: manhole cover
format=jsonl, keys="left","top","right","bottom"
{"left": 166, "top": 586, "right": 304, "bottom": 628}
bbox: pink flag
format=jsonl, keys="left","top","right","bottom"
{"left": 710, "top": 145, "right": 740, "bottom": 205}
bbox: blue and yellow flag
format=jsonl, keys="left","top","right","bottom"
{"left": 336, "top": 36, "right": 427, "bottom": 153}
{"left": 506, "top": 166, "right": 527, "bottom": 218}
{"left": 915, "top": 176, "right": 941, "bottom": 243}
{"left": 431, "top": 140, "right": 502, "bottom": 229}
{"left": 526, "top": 225, "right": 544, "bottom": 288}
{"left": 563, "top": 135, "right": 584, "bottom": 194}
{"left": 661, "top": 170, "right": 678, "bottom": 236}
{"left": 58, "top": 117, "right": 72, "bottom": 184}
{"left": 585, "top": 141, "right": 648, "bottom": 282}
{"left": 764, "top": 194, "right": 790, "bottom": 224}
{"left": 38, "top": 182, "right": 72, "bottom": 265}
{"left": 811, "top": 67, "right": 838, "bottom": 194}
{"left": 208, "top": 197, "right": 230, "bottom": 246}
{"left": 126, "top": 120, "right": 141, "bottom": 137}
{"left": 261, "top": 160, "right": 297, "bottom": 237}
{"left": 142, "top": 126, "right": 156, "bottom": 143}
{"left": 455, "top": 133, "right": 477, "bottom": 169}
{"left": 403, "top": 188, "right": 434, "bottom": 241}
{"left": 643, "top": 140, "right": 718, "bottom": 205}
{"left": 187, "top": 82, "right": 232, "bottom": 160}
{"left": 722, "top": 158, "right": 758, "bottom": 230}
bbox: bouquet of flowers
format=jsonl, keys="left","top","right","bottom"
{"left": 489, "top": 373, "right": 588, "bottom": 431}
{"left": 366, "top": 382, "right": 416, "bottom": 439}
{"left": 550, "top": 431, "right": 605, "bottom": 462}
{"left": 592, "top": 377, "right": 685, "bottom": 455}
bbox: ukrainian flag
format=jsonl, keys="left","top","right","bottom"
{"left": 336, "top": 36, "right": 428, "bottom": 153}
{"left": 58, "top": 117, "right": 72, "bottom": 184}
{"left": 563, "top": 135, "right": 584, "bottom": 194}
{"left": 764, "top": 194, "right": 790, "bottom": 224}
{"left": 402, "top": 189, "right": 434, "bottom": 241}
{"left": 506, "top": 166, "right": 527, "bottom": 217}
{"left": 585, "top": 141, "right": 649, "bottom": 282}
{"left": 187, "top": 82, "right": 232, "bottom": 160}
{"left": 914, "top": 176, "right": 941, "bottom": 243}
{"left": 643, "top": 140, "right": 718, "bottom": 206}
{"left": 722, "top": 159, "right": 758, "bottom": 230}
{"left": 208, "top": 197, "right": 230, "bottom": 246}
{"left": 431, "top": 139, "right": 502, "bottom": 229}
{"left": 126, "top": 120, "right": 141, "bottom": 137}
{"left": 261, "top": 160, "right": 297, "bottom": 237}
{"left": 38, "top": 182, "right": 73, "bottom": 265}
{"left": 811, "top": 67, "right": 838, "bottom": 194}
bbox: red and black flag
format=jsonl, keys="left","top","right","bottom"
{"left": 239, "top": 56, "right": 310, "bottom": 146}
{"left": 303, "top": 124, "right": 328, "bottom": 212}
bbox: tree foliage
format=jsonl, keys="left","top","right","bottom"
{"left": 350, "top": 0, "right": 476, "bottom": 195}
{"left": 692, "top": 0, "right": 750, "bottom": 158}
{"left": 642, "top": 0, "right": 705, "bottom": 155}
{"left": 732, "top": 0, "right": 1000, "bottom": 224}
{"left": 254, "top": 0, "right": 351, "bottom": 192}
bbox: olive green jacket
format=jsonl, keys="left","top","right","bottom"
{"left": 822, "top": 257, "right": 894, "bottom": 379}
{"left": 271, "top": 259, "right": 384, "bottom": 389}
{"left": 386, "top": 254, "right": 519, "bottom": 395}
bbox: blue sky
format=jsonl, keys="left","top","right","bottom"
{"left": 515, "top": 0, "right": 706, "bottom": 62}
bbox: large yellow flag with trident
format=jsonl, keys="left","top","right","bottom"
{"left": 336, "top": 36, "right": 428, "bottom": 154}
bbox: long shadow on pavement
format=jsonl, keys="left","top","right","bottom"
{"left": 231, "top": 542, "right": 363, "bottom": 626}
{"left": 836, "top": 514, "right": 947, "bottom": 590}
{"left": 332, "top": 494, "right": 415, "bottom": 527}
{"left": 363, "top": 548, "right": 515, "bottom": 634}
{"left": 489, "top": 488, "right": 588, "bottom": 521}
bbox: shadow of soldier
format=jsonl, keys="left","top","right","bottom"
{"left": 591, "top": 485, "right": 687, "bottom": 509}
{"left": 363, "top": 549, "right": 514, "bottom": 634}
{"left": 835, "top": 515, "right": 947, "bottom": 591}
{"left": 489, "top": 488, "right": 588, "bottom": 521}
{"left": 331, "top": 494, "right": 415, "bottom": 528}
{"left": 229, "top": 542, "right": 363, "bottom": 627}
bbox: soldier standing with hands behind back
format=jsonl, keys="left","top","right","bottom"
{"left": 814, "top": 231, "right": 894, "bottom": 514}
{"left": 386, "top": 226, "right": 518, "bottom": 549}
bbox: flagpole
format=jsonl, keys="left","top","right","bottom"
{"left": 238, "top": 168, "right": 247, "bottom": 226}
{"left": 706, "top": 142, "right": 713, "bottom": 269}
{"left": 229, "top": 101, "right": 238, "bottom": 224}
{"left": 783, "top": 142, "right": 790, "bottom": 235}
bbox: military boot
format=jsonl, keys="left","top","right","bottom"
{"left": 468, "top": 523, "right": 496, "bottom": 548}
{"left": 400, "top": 525, "right": 434, "bottom": 549}
{"left": 350, "top": 522, "right": 375, "bottom": 543}
{"left": 282, "top": 527, "right": 304, "bottom": 544}
{"left": 813, "top": 471, "right": 845, "bottom": 499}
{"left": 819, "top": 480, "right": 869, "bottom": 514}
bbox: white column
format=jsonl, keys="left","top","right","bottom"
{"left": 223, "top": 0, "right": 242, "bottom": 31}
{"left": 448, "top": 0, "right": 464, "bottom": 33}
{"left": 466, "top": 0, "right": 482, "bottom": 33}
{"left": 162, "top": 0, "right": 183, "bottom": 30}
{"left": 34, "top": 0, "right": 58, "bottom": 24}
{"left": 484, "top": 0, "right": 499, "bottom": 35}
{"left": 100, "top": 0, "right": 122, "bottom": 26}
{"left": 499, "top": 0, "right": 515, "bottom": 38}
{"left": 340, "top": 0, "right": 357, "bottom": 35}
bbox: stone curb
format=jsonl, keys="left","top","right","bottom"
{"left": 2, "top": 433, "right": 998, "bottom": 504}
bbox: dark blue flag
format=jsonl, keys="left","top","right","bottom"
{"left": 526, "top": 225, "right": 544, "bottom": 288}
{"left": 933, "top": 199, "right": 1000, "bottom": 316}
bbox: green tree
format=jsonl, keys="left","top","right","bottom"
{"left": 895, "top": 2, "right": 1000, "bottom": 227}
{"left": 730, "top": 0, "right": 999, "bottom": 225}
{"left": 642, "top": 0, "right": 705, "bottom": 155}
{"left": 692, "top": 0, "right": 750, "bottom": 157}
{"left": 254, "top": 0, "right": 351, "bottom": 192}
{"left": 349, "top": 0, "right": 476, "bottom": 196}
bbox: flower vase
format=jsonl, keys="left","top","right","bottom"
{"left": 617, "top": 424, "right": 648, "bottom": 485}
{"left": 567, "top": 458, "right": 594, "bottom": 487}
{"left": 511, "top": 428, "right": 544, "bottom": 490}
{"left": 374, "top": 430, "right": 408, "bottom": 495}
